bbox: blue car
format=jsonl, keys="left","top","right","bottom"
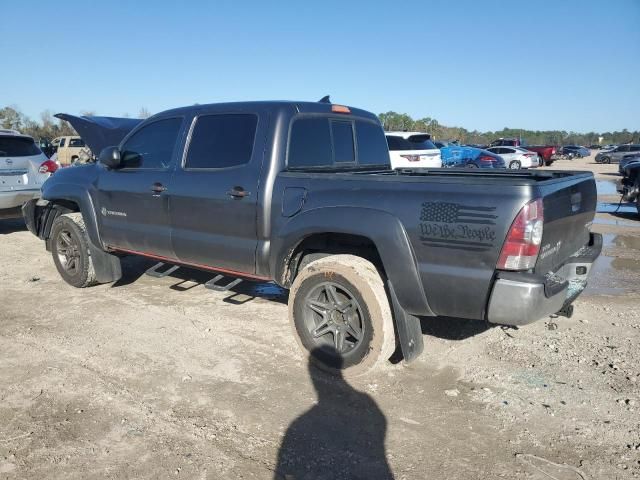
{"left": 439, "top": 144, "right": 506, "bottom": 168}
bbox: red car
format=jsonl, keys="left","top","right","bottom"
{"left": 489, "top": 138, "right": 558, "bottom": 166}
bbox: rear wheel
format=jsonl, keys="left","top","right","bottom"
{"left": 289, "top": 254, "right": 395, "bottom": 376}
{"left": 602, "top": 156, "right": 611, "bottom": 164}
{"left": 50, "top": 213, "right": 97, "bottom": 288}
{"left": 508, "top": 160, "right": 521, "bottom": 169}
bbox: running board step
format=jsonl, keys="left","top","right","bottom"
{"left": 205, "top": 275, "right": 243, "bottom": 292}
{"left": 145, "top": 262, "right": 180, "bottom": 278}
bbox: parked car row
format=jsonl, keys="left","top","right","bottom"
{"left": 596, "top": 144, "right": 640, "bottom": 164}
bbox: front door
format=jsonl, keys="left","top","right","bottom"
{"left": 96, "top": 116, "right": 185, "bottom": 258}
{"left": 169, "top": 110, "right": 267, "bottom": 274}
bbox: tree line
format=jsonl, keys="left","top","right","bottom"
{"left": 2, "top": 104, "right": 637, "bottom": 147}
{"left": 378, "top": 111, "right": 639, "bottom": 146}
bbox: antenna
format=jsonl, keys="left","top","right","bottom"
{"left": 318, "top": 95, "right": 331, "bottom": 104}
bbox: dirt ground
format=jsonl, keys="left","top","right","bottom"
{"left": 1, "top": 154, "right": 639, "bottom": 479}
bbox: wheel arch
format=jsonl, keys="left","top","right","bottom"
{"left": 42, "top": 183, "right": 102, "bottom": 248}
{"left": 271, "top": 206, "right": 434, "bottom": 317}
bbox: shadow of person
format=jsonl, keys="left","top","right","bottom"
{"left": 274, "top": 347, "right": 394, "bottom": 480}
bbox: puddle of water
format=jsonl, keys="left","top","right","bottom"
{"left": 596, "top": 201, "right": 636, "bottom": 214}
{"left": 593, "top": 217, "right": 639, "bottom": 227}
{"left": 584, "top": 233, "right": 640, "bottom": 295}
{"left": 603, "top": 233, "right": 640, "bottom": 251}
{"left": 596, "top": 179, "right": 618, "bottom": 195}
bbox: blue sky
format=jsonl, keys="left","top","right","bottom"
{"left": 2, "top": 0, "right": 639, "bottom": 132}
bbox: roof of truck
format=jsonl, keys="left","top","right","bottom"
{"left": 154, "top": 100, "right": 380, "bottom": 122}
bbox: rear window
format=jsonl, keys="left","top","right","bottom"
{"left": 0, "top": 137, "right": 41, "bottom": 157}
{"left": 185, "top": 114, "right": 257, "bottom": 169}
{"left": 386, "top": 135, "right": 437, "bottom": 151}
{"left": 288, "top": 117, "right": 390, "bottom": 168}
{"left": 356, "top": 121, "right": 391, "bottom": 165}
{"left": 331, "top": 121, "right": 355, "bottom": 163}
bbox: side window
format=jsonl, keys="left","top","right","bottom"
{"left": 331, "top": 121, "right": 355, "bottom": 163}
{"left": 618, "top": 145, "right": 630, "bottom": 152}
{"left": 185, "top": 114, "right": 257, "bottom": 169}
{"left": 288, "top": 117, "right": 332, "bottom": 168}
{"left": 631, "top": 145, "right": 640, "bottom": 152}
{"left": 69, "top": 138, "right": 85, "bottom": 147}
{"left": 120, "top": 117, "right": 182, "bottom": 169}
{"left": 59, "top": 138, "right": 66, "bottom": 148}
{"left": 356, "top": 121, "right": 390, "bottom": 166}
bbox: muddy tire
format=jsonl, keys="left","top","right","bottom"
{"left": 50, "top": 213, "right": 98, "bottom": 288}
{"left": 289, "top": 254, "right": 396, "bottom": 376}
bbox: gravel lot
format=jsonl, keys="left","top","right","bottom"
{"left": 1, "top": 154, "right": 639, "bottom": 479}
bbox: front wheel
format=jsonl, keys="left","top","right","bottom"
{"left": 602, "top": 157, "right": 611, "bottom": 164}
{"left": 289, "top": 254, "right": 396, "bottom": 376}
{"left": 509, "top": 160, "right": 521, "bottom": 169}
{"left": 50, "top": 213, "right": 98, "bottom": 288}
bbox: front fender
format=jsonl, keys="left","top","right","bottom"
{"left": 271, "top": 206, "right": 434, "bottom": 317}
{"left": 42, "top": 182, "right": 102, "bottom": 248}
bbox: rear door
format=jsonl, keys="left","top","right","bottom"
{"left": 168, "top": 109, "right": 267, "bottom": 274}
{"left": 95, "top": 117, "right": 186, "bottom": 257}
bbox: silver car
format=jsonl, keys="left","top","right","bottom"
{"left": 0, "top": 130, "right": 57, "bottom": 218}
{"left": 596, "top": 144, "right": 640, "bottom": 164}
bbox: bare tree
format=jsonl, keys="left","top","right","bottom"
{"left": 138, "top": 107, "right": 151, "bottom": 119}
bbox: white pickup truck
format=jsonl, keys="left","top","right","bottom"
{"left": 0, "top": 129, "right": 58, "bottom": 219}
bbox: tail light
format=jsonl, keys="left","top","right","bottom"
{"left": 400, "top": 154, "right": 421, "bottom": 162}
{"left": 38, "top": 159, "right": 59, "bottom": 174}
{"left": 497, "top": 199, "right": 544, "bottom": 270}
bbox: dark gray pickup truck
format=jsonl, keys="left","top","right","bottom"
{"left": 23, "top": 100, "right": 602, "bottom": 374}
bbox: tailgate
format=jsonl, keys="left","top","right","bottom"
{"left": 534, "top": 173, "right": 596, "bottom": 273}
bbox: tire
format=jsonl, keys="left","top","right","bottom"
{"left": 50, "top": 213, "right": 98, "bottom": 288}
{"left": 289, "top": 254, "right": 396, "bottom": 376}
{"left": 508, "top": 160, "right": 521, "bottom": 169}
{"left": 545, "top": 160, "right": 553, "bottom": 166}
{"left": 71, "top": 156, "right": 78, "bottom": 164}
{"left": 538, "top": 155, "right": 543, "bottom": 167}
{"left": 603, "top": 157, "right": 611, "bottom": 164}
{"left": 466, "top": 163, "right": 478, "bottom": 168}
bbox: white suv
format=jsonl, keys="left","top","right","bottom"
{"left": 385, "top": 132, "right": 442, "bottom": 169}
{"left": 0, "top": 130, "right": 58, "bottom": 218}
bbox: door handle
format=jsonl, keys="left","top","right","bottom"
{"left": 151, "top": 182, "right": 167, "bottom": 194}
{"left": 227, "top": 186, "right": 250, "bottom": 199}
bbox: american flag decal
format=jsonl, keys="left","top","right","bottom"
{"left": 420, "top": 202, "right": 497, "bottom": 225}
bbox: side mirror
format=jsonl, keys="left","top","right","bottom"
{"left": 99, "top": 146, "right": 121, "bottom": 169}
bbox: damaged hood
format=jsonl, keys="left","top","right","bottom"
{"left": 54, "top": 114, "right": 143, "bottom": 154}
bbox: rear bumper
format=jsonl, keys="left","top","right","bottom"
{"left": 0, "top": 189, "right": 41, "bottom": 210}
{"left": 487, "top": 232, "right": 602, "bottom": 326}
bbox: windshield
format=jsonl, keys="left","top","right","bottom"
{"left": 0, "top": 136, "right": 42, "bottom": 157}
{"left": 386, "top": 135, "right": 437, "bottom": 151}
